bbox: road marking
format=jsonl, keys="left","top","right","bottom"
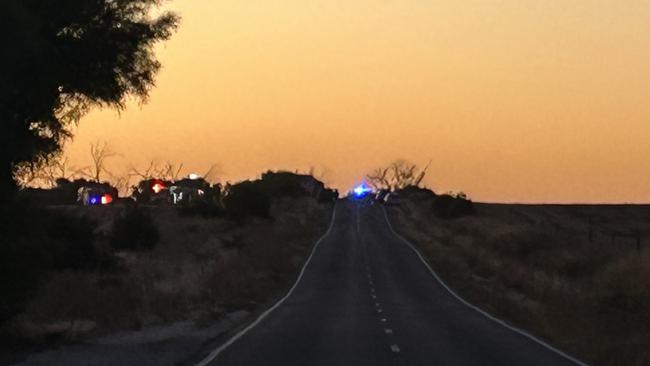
{"left": 375, "top": 302, "right": 380, "bottom": 307}
{"left": 384, "top": 328, "right": 393, "bottom": 334}
{"left": 390, "top": 344, "right": 401, "bottom": 353}
{"left": 377, "top": 308, "right": 383, "bottom": 313}
{"left": 381, "top": 206, "right": 590, "bottom": 366}
{"left": 371, "top": 294, "right": 377, "bottom": 299}
{"left": 194, "top": 206, "right": 338, "bottom": 366}
{"left": 381, "top": 318, "right": 387, "bottom": 322}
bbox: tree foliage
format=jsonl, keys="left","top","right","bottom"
{"left": 0, "top": 0, "right": 179, "bottom": 196}
{"left": 366, "top": 160, "right": 430, "bottom": 191}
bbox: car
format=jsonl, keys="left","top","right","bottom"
{"left": 77, "top": 186, "right": 114, "bottom": 206}
{"left": 384, "top": 192, "right": 401, "bottom": 206}
{"left": 374, "top": 189, "right": 389, "bottom": 204}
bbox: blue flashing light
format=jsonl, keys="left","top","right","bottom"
{"left": 89, "top": 195, "right": 101, "bottom": 205}
{"left": 353, "top": 184, "right": 372, "bottom": 198}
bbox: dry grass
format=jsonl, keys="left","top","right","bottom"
{"left": 5, "top": 197, "right": 333, "bottom": 344}
{"left": 389, "top": 199, "right": 650, "bottom": 366}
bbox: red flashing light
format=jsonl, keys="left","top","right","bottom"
{"left": 101, "top": 194, "right": 113, "bottom": 205}
{"left": 152, "top": 182, "right": 165, "bottom": 194}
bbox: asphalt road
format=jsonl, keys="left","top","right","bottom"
{"left": 201, "top": 201, "right": 585, "bottom": 366}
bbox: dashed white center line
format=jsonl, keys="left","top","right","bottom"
{"left": 371, "top": 294, "right": 376, "bottom": 299}
{"left": 380, "top": 318, "right": 387, "bottom": 322}
{"left": 375, "top": 302, "right": 380, "bottom": 307}
{"left": 384, "top": 328, "right": 393, "bottom": 334}
{"left": 377, "top": 308, "right": 383, "bottom": 313}
{"left": 390, "top": 344, "right": 401, "bottom": 353}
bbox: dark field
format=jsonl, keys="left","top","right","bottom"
{"left": 389, "top": 198, "right": 650, "bottom": 366}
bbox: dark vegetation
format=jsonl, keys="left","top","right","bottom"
{"left": 223, "top": 181, "right": 271, "bottom": 220}
{"left": 398, "top": 185, "right": 475, "bottom": 219}
{"left": 0, "top": 202, "right": 102, "bottom": 324}
{"left": 109, "top": 207, "right": 159, "bottom": 251}
{"left": 367, "top": 161, "right": 475, "bottom": 220}
{"left": 0, "top": 170, "right": 335, "bottom": 351}
{"left": 220, "top": 171, "right": 336, "bottom": 220}
{"left": 431, "top": 192, "right": 475, "bottom": 219}
{"left": 0, "top": 1, "right": 338, "bottom": 358}
{"left": 0, "top": 0, "right": 179, "bottom": 197}
{"left": 390, "top": 197, "right": 650, "bottom": 366}
{"left": 366, "top": 159, "right": 430, "bottom": 192}
{"left": 0, "top": 0, "right": 179, "bottom": 331}
{"left": 0, "top": 201, "right": 163, "bottom": 326}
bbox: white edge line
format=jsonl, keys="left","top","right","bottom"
{"left": 194, "top": 204, "right": 338, "bottom": 366}
{"left": 381, "top": 206, "right": 590, "bottom": 366}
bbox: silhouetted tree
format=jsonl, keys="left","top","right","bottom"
{"left": 89, "top": 140, "right": 117, "bottom": 182}
{"left": 366, "top": 160, "right": 430, "bottom": 191}
{"left": 13, "top": 154, "right": 87, "bottom": 188}
{"left": 0, "top": 1, "right": 179, "bottom": 199}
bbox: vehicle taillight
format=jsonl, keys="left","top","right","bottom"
{"left": 101, "top": 194, "right": 113, "bottom": 205}
{"left": 152, "top": 181, "right": 165, "bottom": 194}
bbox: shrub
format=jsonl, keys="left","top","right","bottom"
{"left": 318, "top": 188, "right": 338, "bottom": 203}
{"left": 176, "top": 196, "right": 223, "bottom": 218}
{"left": 0, "top": 203, "right": 100, "bottom": 323}
{"left": 259, "top": 171, "right": 314, "bottom": 197}
{"left": 223, "top": 181, "right": 271, "bottom": 220}
{"left": 109, "top": 207, "right": 159, "bottom": 251}
{"left": 45, "top": 213, "right": 99, "bottom": 271}
{"left": 431, "top": 192, "right": 474, "bottom": 219}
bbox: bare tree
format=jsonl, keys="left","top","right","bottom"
{"left": 109, "top": 173, "right": 133, "bottom": 196}
{"left": 41, "top": 156, "right": 89, "bottom": 186}
{"left": 366, "top": 167, "right": 390, "bottom": 190}
{"left": 129, "top": 160, "right": 159, "bottom": 181}
{"left": 366, "top": 159, "right": 430, "bottom": 191}
{"left": 13, "top": 154, "right": 87, "bottom": 188}
{"left": 202, "top": 164, "right": 221, "bottom": 183}
{"left": 161, "top": 162, "right": 184, "bottom": 181}
{"left": 129, "top": 160, "right": 188, "bottom": 181}
{"left": 89, "top": 141, "right": 117, "bottom": 182}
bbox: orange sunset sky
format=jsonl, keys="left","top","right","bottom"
{"left": 64, "top": 1, "right": 650, "bottom": 203}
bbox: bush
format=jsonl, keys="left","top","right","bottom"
{"left": 45, "top": 213, "right": 99, "bottom": 271}
{"left": 259, "top": 171, "right": 314, "bottom": 198}
{"left": 318, "top": 188, "right": 338, "bottom": 203}
{"left": 431, "top": 193, "right": 474, "bottom": 219}
{"left": 223, "top": 181, "right": 271, "bottom": 220}
{"left": 109, "top": 207, "right": 159, "bottom": 251}
{"left": 0, "top": 203, "right": 100, "bottom": 323}
{"left": 176, "top": 197, "right": 223, "bottom": 218}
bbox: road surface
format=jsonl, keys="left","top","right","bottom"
{"left": 200, "top": 201, "right": 585, "bottom": 366}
